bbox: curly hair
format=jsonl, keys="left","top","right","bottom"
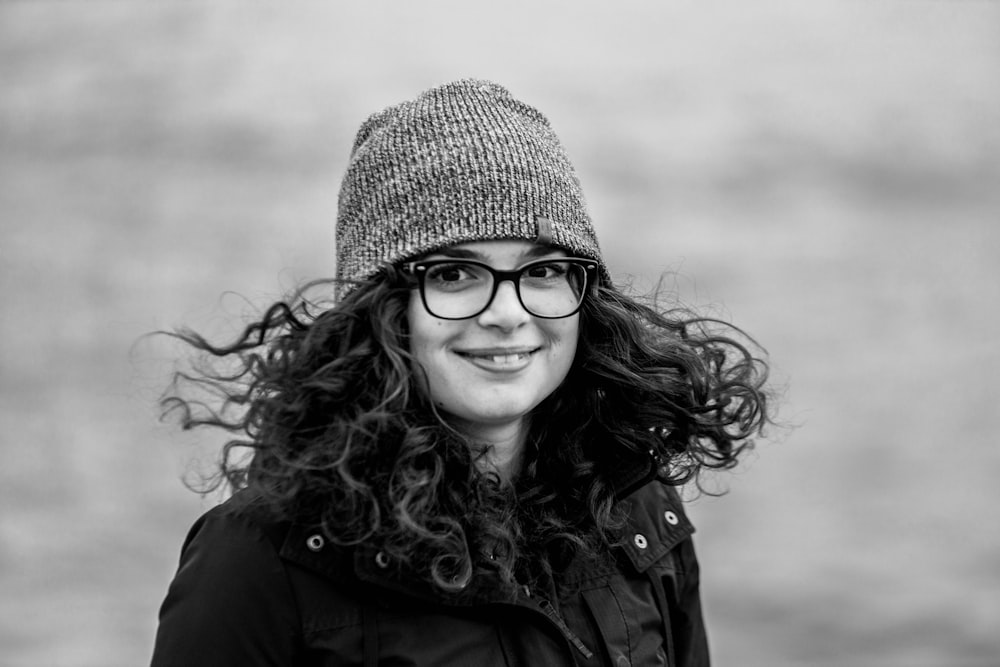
{"left": 161, "top": 271, "right": 771, "bottom": 596}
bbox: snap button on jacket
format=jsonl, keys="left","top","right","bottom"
{"left": 151, "top": 482, "right": 709, "bottom": 666}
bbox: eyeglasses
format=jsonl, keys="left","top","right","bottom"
{"left": 402, "top": 257, "right": 598, "bottom": 320}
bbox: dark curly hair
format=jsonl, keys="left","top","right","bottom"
{"left": 161, "top": 270, "right": 771, "bottom": 596}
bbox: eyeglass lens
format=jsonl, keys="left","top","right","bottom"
{"left": 420, "top": 260, "right": 589, "bottom": 319}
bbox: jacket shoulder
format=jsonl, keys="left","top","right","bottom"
{"left": 152, "top": 491, "right": 301, "bottom": 666}
{"left": 193, "top": 488, "right": 293, "bottom": 549}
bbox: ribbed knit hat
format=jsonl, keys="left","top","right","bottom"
{"left": 334, "top": 79, "right": 607, "bottom": 292}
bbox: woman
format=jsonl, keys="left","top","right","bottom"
{"left": 151, "top": 79, "right": 771, "bottom": 667}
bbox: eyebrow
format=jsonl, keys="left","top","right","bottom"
{"left": 430, "top": 245, "right": 566, "bottom": 261}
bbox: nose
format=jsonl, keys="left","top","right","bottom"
{"left": 476, "top": 279, "right": 530, "bottom": 330}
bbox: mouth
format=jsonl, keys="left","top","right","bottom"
{"left": 455, "top": 347, "right": 540, "bottom": 371}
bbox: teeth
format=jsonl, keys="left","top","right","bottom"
{"left": 490, "top": 354, "right": 525, "bottom": 363}
{"left": 466, "top": 352, "right": 531, "bottom": 363}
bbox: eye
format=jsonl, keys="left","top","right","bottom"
{"left": 422, "top": 262, "right": 486, "bottom": 290}
{"left": 427, "top": 264, "right": 468, "bottom": 282}
{"left": 523, "top": 261, "right": 568, "bottom": 280}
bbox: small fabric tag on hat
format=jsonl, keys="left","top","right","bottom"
{"left": 535, "top": 216, "right": 554, "bottom": 245}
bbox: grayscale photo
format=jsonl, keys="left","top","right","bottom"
{"left": 1, "top": 2, "right": 997, "bottom": 666}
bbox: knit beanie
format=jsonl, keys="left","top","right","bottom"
{"left": 334, "top": 79, "right": 607, "bottom": 292}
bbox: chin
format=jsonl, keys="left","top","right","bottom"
{"left": 446, "top": 399, "right": 536, "bottom": 427}
{"left": 461, "top": 407, "right": 531, "bottom": 425}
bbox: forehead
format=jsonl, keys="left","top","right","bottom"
{"left": 423, "top": 240, "right": 568, "bottom": 264}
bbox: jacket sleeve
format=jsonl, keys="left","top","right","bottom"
{"left": 150, "top": 507, "right": 300, "bottom": 667}
{"left": 669, "top": 535, "right": 710, "bottom": 667}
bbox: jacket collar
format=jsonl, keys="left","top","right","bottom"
{"left": 275, "top": 449, "right": 682, "bottom": 604}
{"left": 276, "top": 449, "right": 690, "bottom": 605}
{"left": 609, "top": 446, "right": 667, "bottom": 500}
{"left": 278, "top": 522, "right": 515, "bottom": 606}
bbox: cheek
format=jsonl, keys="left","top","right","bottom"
{"left": 406, "top": 295, "right": 454, "bottom": 378}
{"left": 406, "top": 292, "right": 434, "bottom": 351}
{"left": 549, "top": 318, "right": 581, "bottom": 376}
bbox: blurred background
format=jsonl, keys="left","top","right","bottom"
{"left": 2, "top": 1, "right": 998, "bottom": 665}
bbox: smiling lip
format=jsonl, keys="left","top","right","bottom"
{"left": 455, "top": 347, "right": 540, "bottom": 371}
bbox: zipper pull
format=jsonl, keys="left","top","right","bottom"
{"left": 524, "top": 587, "right": 594, "bottom": 660}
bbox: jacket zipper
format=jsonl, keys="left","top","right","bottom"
{"left": 522, "top": 585, "right": 594, "bottom": 660}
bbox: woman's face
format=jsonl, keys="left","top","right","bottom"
{"left": 407, "top": 240, "right": 581, "bottom": 437}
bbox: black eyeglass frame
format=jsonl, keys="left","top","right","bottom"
{"left": 401, "top": 257, "right": 599, "bottom": 320}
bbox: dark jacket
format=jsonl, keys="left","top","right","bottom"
{"left": 151, "top": 476, "right": 709, "bottom": 667}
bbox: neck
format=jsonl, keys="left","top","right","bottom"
{"left": 453, "top": 418, "right": 528, "bottom": 482}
